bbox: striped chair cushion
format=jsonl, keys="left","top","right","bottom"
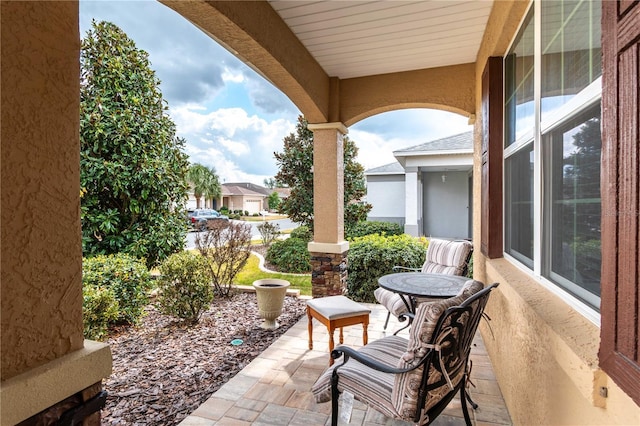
{"left": 391, "top": 280, "right": 484, "bottom": 420}
{"left": 312, "top": 335, "right": 408, "bottom": 419}
{"left": 374, "top": 287, "right": 409, "bottom": 317}
{"left": 421, "top": 239, "right": 472, "bottom": 276}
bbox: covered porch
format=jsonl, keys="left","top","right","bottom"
{"left": 2, "top": 1, "right": 640, "bottom": 425}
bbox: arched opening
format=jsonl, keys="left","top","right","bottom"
{"left": 350, "top": 108, "right": 473, "bottom": 238}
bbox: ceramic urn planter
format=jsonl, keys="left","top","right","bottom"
{"left": 252, "top": 279, "right": 290, "bottom": 330}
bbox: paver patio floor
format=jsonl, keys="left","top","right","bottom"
{"left": 179, "top": 301, "right": 512, "bottom": 426}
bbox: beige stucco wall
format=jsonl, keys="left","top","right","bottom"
{"left": 473, "top": 1, "right": 640, "bottom": 424}
{"left": 477, "top": 260, "right": 640, "bottom": 425}
{"left": 339, "top": 63, "right": 476, "bottom": 126}
{"left": 1, "top": 1, "right": 84, "bottom": 380}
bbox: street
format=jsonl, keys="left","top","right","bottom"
{"left": 185, "top": 217, "right": 299, "bottom": 249}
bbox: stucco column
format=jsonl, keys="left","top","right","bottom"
{"left": 307, "top": 123, "right": 349, "bottom": 297}
{"left": 1, "top": 2, "right": 111, "bottom": 424}
{"left": 404, "top": 167, "right": 420, "bottom": 236}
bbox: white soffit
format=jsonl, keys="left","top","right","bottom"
{"left": 269, "top": 0, "right": 494, "bottom": 79}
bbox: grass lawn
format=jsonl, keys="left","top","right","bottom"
{"left": 234, "top": 253, "right": 312, "bottom": 296}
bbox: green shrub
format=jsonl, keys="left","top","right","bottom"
{"left": 219, "top": 206, "right": 229, "bottom": 214}
{"left": 346, "top": 221, "right": 404, "bottom": 239}
{"left": 266, "top": 238, "right": 311, "bottom": 273}
{"left": 346, "top": 234, "right": 428, "bottom": 303}
{"left": 157, "top": 251, "right": 213, "bottom": 322}
{"left": 244, "top": 210, "right": 249, "bottom": 216}
{"left": 82, "top": 253, "right": 153, "bottom": 324}
{"left": 290, "top": 225, "right": 313, "bottom": 242}
{"left": 82, "top": 285, "right": 119, "bottom": 340}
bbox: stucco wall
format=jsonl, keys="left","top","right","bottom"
{"left": 472, "top": 0, "right": 640, "bottom": 423}
{"left": 478, "top": 259, "right": 639, "bottom": 425}
{"left": 366, "top": 175, "right": 405, "bottom": 219}
{"left": 1, "top": 1, "right": 84, "bottom": 380}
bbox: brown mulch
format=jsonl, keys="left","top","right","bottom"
{"left": 102, "top": 291, "right": 307, "bottom": 425}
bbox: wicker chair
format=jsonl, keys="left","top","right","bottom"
{"left": 374, "top": 238, "right": 473, "bottom": 330}
{"left": 312, "top": 280, "right": 497, "bottom": 426}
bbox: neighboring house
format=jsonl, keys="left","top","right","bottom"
{"left": 185, "top": 191, "right": 212, "bottom": 211}
{"left": 366, "top": 132, "right": 473, "bottom": 239}
{"left": 219, "top": 182, "right": 269, "bottom": 214}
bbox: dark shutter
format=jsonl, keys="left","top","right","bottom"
{"left": 481, "top": 57, "right": 504, "bottom": 259}
{"left": 599, "top": 0, "right": 640, "bottom": 406}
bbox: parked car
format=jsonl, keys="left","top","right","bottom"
{"left": 188, "top": 209, "right": 229, "bottom": 231}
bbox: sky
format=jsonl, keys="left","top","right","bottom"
{"left": 79, "top": 0, "right": 472, "bottom": 185}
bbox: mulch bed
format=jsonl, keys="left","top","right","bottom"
{"left": 102, "top": 291, "right": 307, "bottom": 425}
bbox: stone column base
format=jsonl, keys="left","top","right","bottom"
{"left": 17, "top": 382, "right": 104, "bottom": 426}
{"left": 310, "top": 251, "right": 348, "bottom": 297}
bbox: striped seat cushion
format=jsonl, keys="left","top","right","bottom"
{"left": 391, "top": 280, "right": 484, "bottom": 420}
{"left": 312, "top": 335, "right": 408, "bottom": 419}
{"left": 374, "top": 287, "right": 409, "bottom": 317}
{"left": 421, "top": 239, "right": 472, "bottom": 276}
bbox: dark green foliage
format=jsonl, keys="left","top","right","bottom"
{"left": 466, "top": 255, "right": 474, "bottom": 278}
{"left": 346, "top": 221, "right": 404, "bottom": 239}
{"left": 290, "top": 225, "right": 313, "bottom": 242}
{"left": 157, "top": 251, "right": 213, "bottom": 322}
{"left": 274, "top": 116, "right": 372, "bottom": 231}
{"left": 80, "top": 21, "right": 189, "bottom": 268}
{"left": 82, "top": 253, "right": 153, "bottom": 324}
{"left": 82, "top": 285, "right": 119, "bottom": 340}
{"left": 266, "top": 238, "right": 311, "bottom": 273}
{"left": 346, "top": 234, "right": 428, "bottom": 303}
{"left": 219, "top": 206, "right": 229, "bottom": 214}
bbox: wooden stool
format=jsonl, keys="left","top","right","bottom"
{"left": 306, "top": 295, "right": 371, "bottom": 365}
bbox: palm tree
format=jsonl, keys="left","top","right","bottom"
{"left": 188, "top": 164, "right": 221, "bottom": 209}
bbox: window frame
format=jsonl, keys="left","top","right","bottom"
{"left": 502, "top": 0, "right": 602, "bottom": 324}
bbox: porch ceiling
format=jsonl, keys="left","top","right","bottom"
{"left": 269, "top": 0, "right": 495, "bottom": 80}
{"left": 161, "top": 0, "right": 491, "bottom": 123}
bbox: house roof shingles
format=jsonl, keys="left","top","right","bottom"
{"left": 365, "top": 131, "right": 473, "bottom": 175}
{"left": 394, "top": 131, "right": 473, "bottom": 154}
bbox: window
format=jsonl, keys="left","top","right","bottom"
{"left": 543, "top": 106, "right": 601, "bottom": 308}
{"left": 504, "top": 0, "right": 602, "bottom": 312}
{"left": 505, "top": 144, "right": 534, "bottom": 267}
{"left": 505, "top": 9, "right": 534, "bottom": 147}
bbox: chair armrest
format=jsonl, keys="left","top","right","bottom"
{"left": 397, "top": 312, "right": 415, "bottom": 322}
{"left": 331, "top": 345, "right": 422, "bottom": 375}
{"left": 392, "top": 266, "right": 421, "bottom": 272}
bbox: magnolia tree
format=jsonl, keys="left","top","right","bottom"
{"left": 80, "top": 20, "right": 189, "bottom": 267}
{"left": 274, "top": 116, "right": 371, "bottom": 232}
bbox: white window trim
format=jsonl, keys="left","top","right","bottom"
{"left": 503, "top": 0, "right": 602, "bottom": 323}
{"left": 505, "top": 252, "right": 601, "bottom": 326}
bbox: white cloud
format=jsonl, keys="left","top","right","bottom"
{"left": 219, "top": 137, "right": 251, "bottom": 156}
{"left": 222, "top": 68, "right": 245, "bottom": 83}
{"left": 348, "top": 129, "right": 399, "bottom": 170}
{"left": 170, "top": 105, "right": 297, "bottom": 184}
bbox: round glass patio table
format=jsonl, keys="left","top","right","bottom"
{"left": 377, "top": 272, "right": 468, "bottom": 314}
